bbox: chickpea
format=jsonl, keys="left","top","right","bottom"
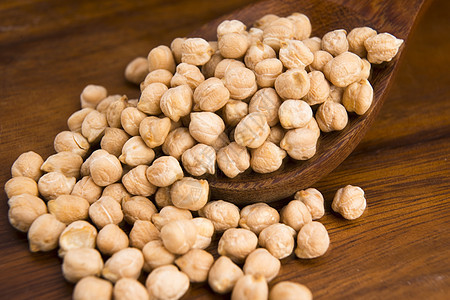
{"left": 4, "top": 176, "right": 38, "bottom": 198}
{"left": 328, "top": 84, "right": 345, "bottom": 103}
{"left": 175, "top": 248, "right": 214, "bottom": 282}
{"left": 302, "top": 36, "right": 322, "bottom": 52}
{"left": 243, "top": 248, "right": 280, "bottom": 282}
{"left": 234, "top": 112, "right": 270, "bottom": 148}
{"left": 323, "top": 51, "right": 363, "bottom": 87}
{"left": 342, "top": 79, "right": 374, "bottom": 115}
{"left": 62, "top": 248, "right": 103, "bottom": 283}
{"left": 114, "top": 278, "right": 149, "bottom": 300}
{"left": 294, "top": 188, "right": 325, "bottom": 220}
{"left": 170, "top": 63, "right": 205, "bottom": 90}
{"left": 47, "top": 195, "right": 89, "bottom": 224}
{"left": 218, "top": 228, "right": 258, "bottom": 263}
{"left": 122, "top": 165, "right": 157, "bottom": 197}
{"left": 40, "top": 151, "right": 83, "bottom": 178}
{"left": 96, "top": 94, "right": 122, "bottom": 113}
{"left": 364, "top": 32, "right": 403, "bottom": 64}
{"left": 100, "top": 127, "right": 130, "bottom": 157}
{"left": 141, "top": 69, "right": 173, "bottom": 90}
{"left": 280, "top": 125, "right": 319, "bottom": 160}
{"left": 54, "top": 131, "right": 90, "bottom": 157}
{"left": 147, "top": 45, "right": 175, "bottom": 73}
{"left": 259, "top": 223, "right": 296, "bottom": 259}
{"left": 129, "top": 220, "right": 160, "bottom": 249}
{"left": 119, "top": 136, "right": 155, "bottom": 167}
{"left": 170, "top": 37, "right": 186, "bottom": 64}
{"left": 332, "top": 185, "right": 367, "bottom": 220}
{"left": 27, "top": 213, "right": 66, "bottom": 252}
{"left": 223, "top": 67, "right": 257, "bottom": 100}
{"left": 89, "top": 196, "right": 123, "bottom": 229}
{"left": 222, "top": 99, "right": 248, "bottom": 127}
{"left": 80, "top": 84, "right": 107, "bottom": 109}
{"left": 191, "top": 217, "right": 214, "bottom": 249}
{"left": 96, "top": 224, "right": 129, "bottom": 256}
{"left": 170, "top": 177, "right": 209, "bottom": 211}
{"left": 254, "top": 58, "right": 283, "bottom": 87}
{"left": 11, "top": 151, "right": 44, "bottom": 181}
{"left": 347, "top": 26, "right": 377, "bottom": 57}
{"left": 281, "top": 200, "right": 312, "bottom": 231}
{"left": 275, "top": 68, "right": 310, "bottom": 100}
{"left": 102, "top": 183, "right": 131, "bottom": 203}
{"left": 73, "top": 276, "right": 113, "bottom": 300}
{"left": 288, "top": 12, "right": 312, "bottom": 40}
{"left": 269, "top": 281, "right": 313, "bottom": 300}
{"left": 80, "top": 149, "right": 109, "bottom": 177}
{"left": 102, "top": 247, "right": 144, "bottom": 282}
{"left": 137, "top": 82, "right": 167, "bottom": 115}
{"left": 161, "top": 219, "right": 197, "bottom": 255}
{"left": 295, "top": 221, "right": 330, "bottom": 259}
{"left": 239, "top": 203, "right": 278, "bottom": 235}
{"left": 105, "top": 95, "right": 127, "bottom": 128}
{"left": 244, "top": 41, "right": 276, "bottom": 70}
{"left": 124, "top": 56, "right": 148, "bottom": 85}
{"left": 231, "top": 274, "right": 268, "bottom": 300}
{"left": 309, "top": 50, "right": 333, "bottom": 72}
{"left": 193, "top": 77, "right": 230, "bottom": 112}
{"left": 214, "top": 58, "right": 246, "bottom": 80}
{"left": 199, "top": 200, "right": 240, "bottom": 232}
{"left": 152, "top": 205, "right": 192, "bottom": 230}
{"left": 321, "top": 29, "right": 349, "bottom": 56}
{"left": 250, "top": 141, "right": 287, "bottom": 174}
{"left": 89, "top": 152, "right": 123, "bottom": 187}
{"left": 219, "top": 32, "right": 249, "bottom": 59}
{"left": 267, "top": 125, "right": 285, "bottom": 145}
{"left": 304, "top": 70, "right": 330, "bottom": 106}
{"left": 210, "top": 131, "right": 231, "bottom": 151}
{"left": 120, "top": 107, "right": 146, "bottom": 136}
{"left": 182, "top": 144, "right": 216, "bottom": 176}
{"left": 38, "top": 171, "right": 75, "bottom": 200}
{"left": 162, "top": 127, "right": 197, "bottom": 159}
{"left": 7, "top": 194, "right": 47, "bottom": 232}
{"left": 316, "top": 101, "right": 348, "bottom": 132}
{"left": 58, "top": 220, "right": 97, "bottom": 257}
{"left": 208, "top": 256, "right": 244, "bottom": 294}
{"left": 254, "top": 14, "right": 279, "bottom": 30}
{"left": 201, "top": 52, "right": 223, "bottom": 78}
{"left": 142, "top": 239, "right": 176, "bottom": 271}
{"left": 82, "top": 110, "right": 108, "bottom": 143}
{"left": 263, "top": 17, "right": 295, "bottom": 51}
{"left": 145, "top": 265, "right": 190, "bottom": 300}
{"left": 279, "top": 39, "right": 314, "bottom": 69}
{"left": 189, "top": 112, "right": 225, "bottom": 145}
{"left": 181, "top": 37, "right": 214, "bottom": 66}
{"left": 160, "top": 85, "right": 193, "bottom": 122}
{"left": 154, "top": 187, "right": 173, "bottom": 208}
{"left": 247, "top": 27, "right": 264, "bottom": 45}
{"left": 138, "top": 116, "right": 171, "bottom": 149}
{"left": 216, "top": 142, "right": 250, "bottom": 178}
{"left": 217, "top": 19, "right": 246, "bottom": 37}
{"left": 122, "top": 195, "right": 157, "bottom": 224}
{"left": 278, "top": 99, "right": 313, "bottom": 129}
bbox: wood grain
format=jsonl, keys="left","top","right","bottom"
{"left": 1, "top": 0, "right": 449, "bottom": 299}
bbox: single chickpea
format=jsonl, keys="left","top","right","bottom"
{"left": 323, "top": 51, "right": 363, "bottom": 87}
{"left": 54, "top": 131, "right": 90, "bottom": 157}
{"left": 96, "top": 224, "right": 129, "bottom": 256}
{"left": 181, "top": 37, "right": 214, "bottom": 66}
{"left": 222, "top": 99, "right": 248, "bottom": 127}
{"left": 170, "top": 63, "right": 205, "bottom": 90}
{"left": 254, "top": 14, "right": 279, "bottom": 30}
{"left": 62, "top": 248, "right": 103, "bottom": 283}
{"left": 7, "top": 194, "right": 47, "bottom": 232}
{"left": 243, "top": 248, "right": 280, "bottom": 282}
{"left": 154, "top": 187, "right": 173, "bottom": 208}
{"left": 137, "top": 82, "right": 167, "bottom": 115}
{"left": 182, "top": 144, "right": 216, "bottom": 176}
{"left": 96, "top": 95, "right": 122, "bottom": 113}
{"left": 254, "top": 58, "right": 283, "bottom": 87}
{"left": 152, "top": 205, "right": 192, "bottom": 230}
{"left": 316, "top": 101, "right": 348, "bottom": 132}
{"left": 142, "top": 239, "right": 176, "bottom": 271}
{"left": 47, "top": 194, "right": 89, "bottom": 225}
{"left": 146, "top": 265, "right": 189, "bottom": 300}
{"left": 102, "top": 247, "right": 144, "bottom": 283}
{"left": 125, "top": 57, "right": 148, "bottom": 85}
{"left": 279, "top": 39, "right": 314, "bottom": 69}
{"left": 275, "top": 68, "right": 310, "bottom": 100}
{"left": 244, "top": 41, "right": 276, "bottom": 70}
{"left": 309, "top": 50, "right": 334, "bottom": 72}
{"left": 4, "top": 176, "right": 38, "bottom": 198}
{"left": 239, "top": 203, "right": 279, "bottom": 235}
{"left": 198, "top": 200, "right": 240, "bottom": 232}
{"left": 223, "top": 67, "right": 258, "bottom": 100}
{"left": 122, "top": 165, "right": 157, "bottom": 197}
{"left": 210, "top": 131, "right": 231, "bottom": 151}
{"left": 295, "top": 221, "right": 330, "bottom": 259}
{"left": 170, "top": 177, "right": 209, "bottom": 211}
{"left": 80, "top": 84, "right": 107, "bottom": 109}
{"left": 162, "top": 127, "right": 197, "bottom": 159}
{"left": 160, "top": 219, "right": 197, "bottom": 255}
{"left": 119, "top": 136, "right": 155, "bottom": 167}
{"left": 89, "top": 152, "right": 123, "bottom": 187}
{"left": 102, "top": 183, "right": 130, "bottom": 203}
{"left": 193, "top": 77, "right": 230, "bottom": 112}
{"left": 332, "top": 185, "right": 367, "bottom": 220}
{"left": 114, "top": 278, "right": 149, "bottom": 300}
{"left": 40, "top": 151, "right": 83, "bottom": 178}
{"left": 364, "top": 32, "right": 403, "bottom": 64}
{"left": 250, "top": 141, "right": 287, "bottom": 174}
{"left": 294, "top": 188, "right": 325, "bottom": 220}
{"left": 129, "top": 220, "right": 160, "bottom": 249}
{"left": 11, "top": 151, "right": 44, "bottom": 181}
{"left": 138, "top": 116, "right": 171, "bottom": 149}
{"left": 214, "top": 59, "right": 245, "bottom": 79}
{"left": 191, "top": 217, "right": 215, "bottom": 249}
{"left": 304, "top": 70, "right": 331, "bottom": 106}
{"left": 219, "top": 32, "right": 249, "bottom": 59}
{"left": 278, "top": 99, "right": 313, "bottom": 129}
{"left": 122, "top": 195, "right": 157, "bottom": 224}
{"left": 258, "top": 223, "right": 296, "bottom": 259}
{"left": 201, "top": 52, "right": 223, "bottom": 78}
{"left": 263, "top": 17, "right": 295, "bottom": 51}
{"left": 82, "top": 110, "right": 108, "bottom": 143}
{"left": 58, "top": 220, "right": 97, "bottom": 257}
{"left": 280, "top": 126, "right": 319, "bottom": 160}
{"left": 288, "top": 12, "right": 312, "bottom": 40}
{"left": 208, "top": 256, "right": 244, "bottom": 294}
{"left": 71, "top": 177, "right": 101, "bottom": 205}
{"left": 189, "top": 112, "right": 225, "bottom": 145}
{"left": 106, "top": 95, "right": 127, "bottom": 128}
{"left": 147, "top": 45, "right": 175, "bottom": 73}
{"left": 342, "top": 79, "right": 374, "bottom": 115}
{"left": 302, "top": 36, "right": 322, "bottom": 52}
{"left": 217, "top": 19, "right": 247, "bottom": 37}
{"left": 321, "top": 29, "right": 349, "bottom": 56}
{"left": 175, "top": 248, "right": 214, "bottom": 283}
{"left": 160, "top": 85, "right": 193, "bottom": 122}
{"left": 171, "top": 37, "right": 186, "bottom": 64}
{"left": 27, "top": 213, "right": 66, "bottom": 252}
{"left": 247, "top": 27, "right": 264, "bottom": 45}
{"left": 73, "top": 276, "right": 113, "bottom": 300}
{"left": 217, "top": 142, "right": 250, "bottom": 178}
{"left": 80, "top": 149, "right": 109, "bottom": 177}
{"left": 234, "top": 112, "right": 270, "bottom": 148}
{"left": 140, "top": 69, "right": 173, "bottom": 91}
{"left": 281, "top": 200, "right": 313, "bottom": 231}
{"left": 267, "top": 125, "right": 285, "bottom": 145}
{"left": 100, "top": 128, "right": 129, "bottom": 157}
{"left": 218, "top": 228, "right": 258, "bottom": 263}
{"left": 269, "top": 281, "right": 313, "bottom": 300}
{"left": 346, "top": 26, "right": 377, "bottom": 57}
{"left": 120, "top": 107, "right": 146, "bottom": 136}
{"left": 89, "top": 196, "right": 123, "bottom": 228}
{"left": 328, "top": 84, "right": 345, "bottom": 103}
{"left": 231, "top": 274, "right": 268, "bottom": 300}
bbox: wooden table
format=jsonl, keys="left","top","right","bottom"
{"left": 0, "top": 0, "right": 449, "bottom": 299}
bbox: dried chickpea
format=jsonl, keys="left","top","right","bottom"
{"left": 122, "top": 165, "right": 157, "bottom": 197}
{"left": 80, "top": 84, "right": 107, "bottom": 109}
{"left": 27, "top": 213, "right": 66, "bottom": 252}
{"left": 243, "top": 248, "right": 280, "bottom": 282}
{"left": 147, "top": 45, "right": 176, "bottom": 73}
{"left": 89, "top": 152, "right": 122, "bottom": 187}
{"left": 254, "top": 58, "right": 283, "bottom": 87}
{"left": 11, "top": 151, "right": 44, "bottom": 181}
{"left": 73, "top": 276, "right": 113, "bottom": 300}
{"left": 119, "top": 136, "right": 155, "bottom": 167}
{"left": 191, "top": 217, "right": 214, "bottom": 249}
{"left": 120, "top": 107, "right": 146, "bottom": 136}
{"left": 102, "top": 183, "right": 130, "bottom": 203}
{"left": 152, "top": 206, "right": 192, "bottom": 230}
{"left": 124, "top": 56, "right": 148, "bottom": 85}
{"left": 139, "top": 116, "right": 171, "bottom": 149}
{"left": 263, "top": 17, "right": 295, "bottom": 51}
{"left": 267, "top": 125, "right": 285, "bottom": 145}
{"left": 114, "top": 278, "right": 149, "bottom": 300}
{"left": 137, "top": 82, "right": 167, "bottom": 115}
{"left": 68, "top": 108, "right": 94, "bottom": 133}
{"left": 96, "top": 224, "right": 129, "bottom": 256}
{"left": 278, "top": 99, "right": 313, "bottom": 129}
{"left": 198, "top": 200, "right": 240, "bottom": 232}
{"left": 100, "top": 127, "right": 129, "bottom": 157}
{"left": 142, "top": 239, "right": 176, "bottom": 271}
{"left": 40, "top": 151, "right": 83, "bottom": 178}
{"left": 4, "top": 176, "right": 38, "bottom": 198}
{"left": 102, "top": 247, "right": 144, "bottom": 283}
{"left": 160, "top": 219, "right": 197, "bottom": 255}
{"left": 71, "top": 176, "right": 102, "bottom": 205}
{"left": 170, "top": 63, "right": 205, "bottom": 90}
{"left": 254, "top": 14, "right": 279, "bottom": 30}
{"left": 323, "top": 51, "right": 363, "bottom": 87}
{"left": 193, "top": 77, "right": 230, "bottom": 112}
{"left": 279, "top": 39, "right": 314, "bottom": 69}
{"left": 294, "top": 188, "right": 325, "bottom": 220}
{"left": 62, "top": 248, "right": 103, "bottom": 283}
{"left": 171, "top": 37, "right": 186, "bottom": 64}
{"left": 250, "top": 141, "right": 287, "bottom": 174}
{"left": 214, "top": 58, "right": 245, "bottom": 79}
{"left": 58, "top": 220, "right": 97, "bottom": 257}
{"left": 88, "top": 195, "right": 123, "bottom": 228}
{"left": 239, "top": 203, "right": 279, "bottom": 234}
{"left": 145, "top": 265, "right": 190, "bottom": 300}
{"left": 154, "top": 187, "right": 173, "bottom": 208}
{"left": 129, "top": 220, "right": 160, "bottom": 249}
{"left": 281, "top": 200, "right": 312, "bottom": 231}
{"left": 82, "top": 110, "right": 108, "bottom": 143}
{"left": 222, "top": 99, "right": 248, "bottom": 126}
{"left": 162, "top": 127, "right": 197, "bottom": 159}
{"left": 219, "top": 32, "right": 249, "bottom": 59}
{"left": 280, "top": 124, "right": 319, "bottom": 160}
{"left": 244, "top": 41, "right": 276, "bottom": 70}
{"left": 80, "top": 149, "right": 109, "bottom": 177}
{"left": 201, "top": 52, "right": 223, "bottom": 78}
{"left": 217, "top": 20, "right": 246, "bottom": 37}
{"left": 160, "top": 85, "right": 193, "bottom": 122}
{"left": 234, "top": 112, "right": 270, "bottom": 148}
{"left": 269, "top": 281, "right": 313, "bottom": 300}
{"left": 304, "top": 70, "right": 331, "bottom": 105}
{"left": 181, "top": 37, "right": 214, "bottom": 66}
{"left": 247, "top": 27, "right": 264, "bottom": 45}
{"left": 275, "top": 68, "right": 310, "bottom": 100}
{"left": 175, "top": 248, "right": 214, "bottom": 282}
{"left": 231, "top": 274, "right": 268, "bottom": 300}
{"left": 8, "top": 194, "right": 47, "bottom": 232}
{"left": 295, "top": 221, "right": 330, "bottom": 259}
{"left": 141, "top": 69, "right": 173, "bottom": 90}
{"left": 288, "top": 13, "right": 312, "bottom": 40}
{"left": 223, "top": 67, "right": 257, "bottom": 100}
{"left": 332, "top": 185, "right": 367, "bottom": 220}
{"left": 208, "top": 256, "right": 243, "bottom": 294}
{"left": 364, "top": 32, "right": 403, "bottom": 64}
{"left": 189, "top": 112, "right": 225, "bottom": 145}
{"left": 302, "top": 36, "right": 322, "bottom": 52}
{"left": 309, "top": 50, "right": 334, "bottom": 72}
{"left": 316, "top": 100, "right": 348, "bottom": 132}
{"left": 328, "top": 84, "right": 345, "bottom": 103}
{"left": 54, "top": 131, "right": 90, "bottom": 157}
{"left": 182, "top": 144, "right": 216, "bottom": 176}
{"left": 96, "top": 95, "right": 122, "bottom": 113}
{"left": 218, "top": 228, "right": 258, "bottom": 263}
{"left": 342, "top": 79, "right": 374, "bottom": 115}
{"left": 321, "top": 29, "right": 349, "bottom": 56}
{"left": 47, "top": 195, "right": 89, "bottom": 225}
{"left": 122, "top": 195, "right": 157, "bottom": 224}
{"left": 258, "top": 223, "right": 296, "bottom": 259}
{"left": 106, "top": 95, "right": 127, "bottom": 128}
{"left": 210, "top": 131, "right": 231, "bottom": 151}
{"left": 216, "top": 142, "right": 250, "bottom": 178}
{"left": 170, "top": 177, "right": 209, "bottom": 211}
{"left": 347, "top": 26, "right": 377, "bottom": 57}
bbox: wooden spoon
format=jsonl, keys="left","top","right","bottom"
{"left": 190, "top": 0, "right": 429, "bottom": 204}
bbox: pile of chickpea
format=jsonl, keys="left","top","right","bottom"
{"left": 5, "top": 11, "right": 402, "bottom": 300}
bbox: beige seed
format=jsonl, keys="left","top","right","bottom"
{"left": 162, "top": 127, "right": 197, "bottom": 160}
{"left": 58, "top": 220, "right": 97, "bottom": 257}
{"left": 295, "top": 221, "right": 330, "bottom": 259}
{"left": 364, "top": 32, "right": 403, "bottom": 64}
{"left": 214, "top": 58, "right": 245, "bottom": 79}
{"left": 267, "top": 125, "right": 285, "bottom": 146}
{"left": 332, "top": 185, "right": 367, "bottom": 220}
{"left": 114, "top": 278, "right": 149, "bottom": 300}
{"left": 281, "top": 200, "right": 313, "bottom": 231}
{"left": 88, "top": 196, "right": 123, "bottom": 228}
{"left": 193, "top": 77, "right": 230, "bottom": 112}
{"left": 122, "top": 195, "right": 157, "bottom": 224}
{"left": 254, "top": 14, "right": 280, "bottom": 30}
{"left": 280, "top": 124, "right": 319, "bottom": 160}
{"left": 278, "top": 99, "right": 313, "bottom": 130}
{"left": 119, "top": 136, "right": 155, "bottom": 167}
{"left": 294, "top": 188, "right": 325, "bottom": 220}
{"left": 234, "top": 112, "right": 270, "bottom": 149}
{"left": 129, "top": 220, "right": 160, "bottom": 249}
{"left": 54, "top": 131, "right": 90, "bottom": 157}
{"left": 11, "top": 151, "right": 44, "bottom": 181}
{"left": 216, "top": 142, "right": 250, "bottom": 178}
{"left": 342, "top": 79, "right": 374, "bottom": 115}
{"left": 27, "top": 213, "right": 66, "bottom": 252}
{"left": 171, "top": 37, "right": 187, "bottom": 64}
{"left": 40, "top": 151, "right": 83, "bottom": 178}
{"left": 89, "top": 152, "right": 123, "bottom": 187}
{"left": 244, "top": 41, "right": 276, "bottom": 70}
{"left": 154, "top": 187, "right": 173, "bottom": 209}
{"left": 70, "top": 176, "right": 102, "bottom": 205}
{"left": 275, "top": 68, "right": 310, "bottom": 100}
{"left": 160, "top": 219, "right": 197, "bottom": 255}
{"left": 181, "top": 37, "right": 214, "bottom": 66}
{"left": 140, "top": 69, "right": 173, "bottom": 90}
{"left": 181, "top": 144, "right": 216, "bottom": 176}
{"left": 80, "top": 84, "right": 107, "bottom": 109}
{"left": 222, "top": 99, "right": 249, "bottom": 127}
{"left": 137, "top": 82, "right": 167, "bottom": 115}
{"left": 218, "top": 228, "right": 258, "bottom": 263}
{"left": 120, "top": 107, "right": 147, "bottom": 136}
{"left": 258, "top": 223, "right": 296, "bottom": 259}
{"left": 102, "top": 183, "right": 130, "bottom": 203}
{"left": 191, "top": 217, "right": 215, "bottom": 250}
{"left": 189, "top": 112, "right": 225, "bottom": 145}
{"left": 304, "top": 70, "right": 331, "bottom": 106}
{"left": 102, "top": 247, "right": 144, "bottom": 283}
{"left": 243, "top": 248, "right": 280, "bottom": 282}
{"left": 100, "top": 127, "right": 130, "bottom": 157}
{"left": 145, "top": 265, "right": 190, "bottom": 300}
{"left": 96, "top": 95, "right": 122, "bottom": 114}
{"left": 170, "top": 62, "right": 205, "bottom": 90}
{"left": 223, "top": 67, "right": 258, "bottom": 100}
{"left": 201, "top": 52, "right": 223, "bottom": 78}
{"left": 231, "top": 274, "right": 268, "bottom": 300}
{"left": 48, "top": 195, "right": 89, "bottom": 225}
{"left": 263, "top": 17, "right": 295, "bottom": 51}
{"left": 288, "top": 12, "right": 312, "bottom": 40}
{"left": 8, "top": 194, "right": 47, "bottom": 232}
{"left": 269, "top": 281, "right": 313, "bottom": 300}
{"left": 4, "top": 176, "right": 38, "bottom": 198}
{"left": 152, "top": 206, "right": 192, "bottom": 230}
{"left": 309, "top": 50, "right": 334, "bottom": 72}
{"left": 347, "top": 26, "right": 377, "bottom": 57}
{"left": 148, "top": 45, "right": 176, "bottom": 73}
{"left": 171, "top": 177, "right": 209, "bottom": 211}
{"left": 321, "top": 29, "right": 349, "bottom": 56}
{"left": 73, "top": 276, "right": 113, "bottom": 300}
{"left": 160, "top": 85, "right": 193, "bottom": 122}
{"left": 82, "top": 110, "right": 108, "bottom": 143}
{"left": 323, "top": 51, "right": 363, "bottom": 87}
{"left": 175, "top": 248, "right": 214, "bottom": 282}
{"left": 250, "top": 141, "right": 287, "bottom": 174}
{"left": 279, "top": 39, "right": 314, "bottom": 69}
{"left": 217, "top": 19, "right": 247, "bottom": 38}
{"left": 239, "top": 203, "right": 280, "bottom": 235}
{"left": 62, "top": 248, "right": 103, "bottom": 283}
{"left": 208, "top": 256, "right": 244, "bottom": 294}
{"left": 96, "top": 224, "right": 129, "bottom": 256}
{"left": 316, "top": 101, "right": 348, "bottom": 132}
{"left": 106, "top": 95, "right": 127, "bottom": 128}
{"left": 219, "top": 32, "right": 249, "bottom": 59}
{"left": 124, "top": 57, "right": 148, "bottom": 85}
{"left": 139, "top": 116, "right": 171, "bottom": 149}
{"left": 199, "top": 200, "right": 240, "bottom": 232}
{"left": 122, "top": 165, "right": 157, "bottom": 197}
{"left": 302, "top": 36, "right": 322, "bottom": 52}
{"left": 254, "top": 58, "right": 283, "bottom": 87}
